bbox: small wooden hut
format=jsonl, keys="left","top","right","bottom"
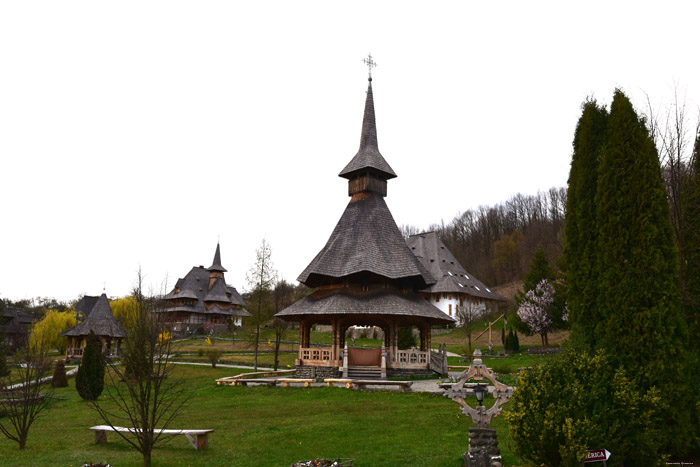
{"left": 275, "top": 77, "right": 454, "bottom": 379}
{"left": 61, "top": 293, "right": 126, "bottom": 360}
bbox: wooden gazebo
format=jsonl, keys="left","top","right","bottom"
{"left": 276, "top": 76, "right": 453, "bottom": 379}
{"left": 61, "top": 293, "right": 126, "bottom": 361}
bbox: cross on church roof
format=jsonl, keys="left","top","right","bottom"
{"left": 363, "top": 53, "right": 377, "bottom": 79}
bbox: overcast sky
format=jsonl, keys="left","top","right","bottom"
{"left": 2, "top": 1, "right": 699, "bottom": 303}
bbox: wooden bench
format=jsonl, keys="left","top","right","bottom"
{"left": 352, "top": 380, "right": 413, "bottom": 392}
{"left": 89, "top": 425, "right": 214, "bottom": 451}
{"left": 234, "top": 377, "right": 278, "bottom": 387}
{"left": 324, "top": 378, "right": 354, "bottom": 388}
{"left": 277, "top": 378, "right": 314, "bottom": 387}
{"left": 216, "top": 369, "right": 294, "bottom": 386}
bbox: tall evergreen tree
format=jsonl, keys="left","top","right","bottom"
{"left": 564, "top": 99, "right": 608, "bottom": 348}
{"left": 75, "top": 332, "right": 105, "bottom": 401}
{"left": 679, "top": 134, "right": 700, "bottom": 347}
{"left": 595, "top": 89, "right": 689, "bottom": 453}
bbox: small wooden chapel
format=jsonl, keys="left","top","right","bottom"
{"left": 276, "top": 68, "right": 454, "bottom": 379}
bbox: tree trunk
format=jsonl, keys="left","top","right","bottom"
{"left": 254, "top": 323, "right": 260, "bottom": 372}
{"left": 19, "top": 433, "right": 27, "bottom": 450}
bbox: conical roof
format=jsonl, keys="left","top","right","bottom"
{"left": 207, "top": 243, "right": 227, "bottom": 272}
{"left": 60, "top": 293, "right": 126, "bottom": 338}
{"left": 297, "top": 191, "right": 435, "bottom": 288}
{"left": 338, "top": 79, "right": 397, "bottom": 180}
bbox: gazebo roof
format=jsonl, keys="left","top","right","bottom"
{"left": 60, "top": 293, "right": 126, "bottom": 338}
{"left": 276, "top": 287, "right": 454, "bottom": 325}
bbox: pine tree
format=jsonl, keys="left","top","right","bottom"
{"left": 75, "top": 332, "right": 105, "bottom": 401}
{"left": 564, "top": 99, "right": 608, "bottom": 348}
{"left": 595, "top": 89, "right": 690, "bottom": 453}
{"left": 52, "top": 360, "right": 68, "bottom": 388}
{"left": 516, "top": 245, "right": 554, "bottom": 304}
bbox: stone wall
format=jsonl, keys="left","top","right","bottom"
{"left": 386, "top": 368, "right": 437, "bottom": 379}
{"left": 294, "top": 365, "right": 341, "bottom": 379}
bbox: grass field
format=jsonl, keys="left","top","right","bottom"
{"left": 0, "top": 365, "right": 525, "bottom": 467}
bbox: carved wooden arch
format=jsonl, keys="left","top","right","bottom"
{"left": 444, "top": 349, "right": 513, "bottom": 428}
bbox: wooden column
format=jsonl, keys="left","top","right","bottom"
{"left": 331, "top": 319, "right": 339, "bottom": 362}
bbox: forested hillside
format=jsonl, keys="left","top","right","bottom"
{"left": 403, "top": 187, "right": 567, "bottom": 288}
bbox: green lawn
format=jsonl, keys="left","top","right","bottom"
{"left": 0, "top": 365, "right": 524, "bottom": 466}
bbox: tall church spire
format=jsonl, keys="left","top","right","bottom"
{"left": 339, "top": 73, "right": 397, "bottom": 184}
{"left": 207, "top": 243, "right": 227, "bottom": 273}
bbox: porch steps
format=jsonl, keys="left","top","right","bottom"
{"left": 347, "top": 366, "right": 383, "bottom": 380}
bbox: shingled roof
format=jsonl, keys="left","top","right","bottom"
{"left": 61, "top": 293, "right": 126, "bottom": 338}
{"left": 207, "top": 243, "right": 227, "bottom": 273}
{"left": 161, "top": 266, "right": 250, "bottom": 317}
{"left": 297, "top": 193, "right": 435, "bottom": 289}
{"left": 161, "top": 244, "right": 250, "bottom": 318}
{"left": 338, "top": 80, "right": 397, "bottom": 180}
{"left": 276, "top": 287, "right": 453, "bottom": 325}
{"left": 406, "top": 232, "right": 506, "bottom": 302}
{"left": 74, "top": 295, "right": 100, "bottom": 321}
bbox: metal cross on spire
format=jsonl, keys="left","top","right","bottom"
{"left": 363, "top": 53, "right": 377, "bottom": 79}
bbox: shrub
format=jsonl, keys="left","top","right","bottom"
{"left": 52, "top": 360, "right": 68, "bottom": 388}
{"left": 75, "top": 333, "right": 105, "bottom": 400}
{"left": 206, "top": 348, "right": 224, "bottom": 368}
{"left": 506, "top": 346, "right": 664, "bottom": 467}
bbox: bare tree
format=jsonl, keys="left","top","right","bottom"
{"left": 89, "top": 272, "right": 188, "bottom": 467}
{"left": 456, "top": 301, "right": 485, "bottom": 356}
{"left": 645, "top": 84, "right": 700, "bottom": 244}
{"left": 245, "top": 239, "right": 277, "bottom": 372}
{"left": 271, "top": 279, "right": 295, "bottom": 371}
{"left": 0, "top": 341, "right": 54, "bottom": 450}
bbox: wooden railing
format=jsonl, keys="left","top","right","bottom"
{"left": 430, "top": 344, "right": 448, "bottom": 374}
{"left": 300, "top": 347, "right": 333, "bottom": 362}
{"left": 396, "top": 348, "right": 429, "bottom": 367}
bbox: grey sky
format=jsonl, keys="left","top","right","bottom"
{"left": 1, "top": 1, "right": 699, "bottom": 302}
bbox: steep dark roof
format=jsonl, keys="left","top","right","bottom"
{"left": 338, "top": 80, "right": 397, "bottom": 180}
{"left": 297, "top": 192, "right": 435, "bottom": 289}
{"left": 3, "top": 308, "right": 35, "bottom": 325}
{"left": 1, "top": 310, "right": 30, "bottom": 336}
{"left": 406, "top": 232, "right": 506, "bottom": 302}
{"left": 207, "top": 243, "right": 227, "bottom": 273}
{"left": 276, "top": 287, "right": 454, "bottom": 325}
{"left": 161, "top": 266, "right": 250, "bottom": 317}
{"left": 75, "top": 295, "right": 100, "bottom": 320}
{"left": 60, "top": 293, "right": 126, "bottom": 338}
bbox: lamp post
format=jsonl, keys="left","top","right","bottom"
{"left": 474, "top": 383, "right": 485, "bottom": 407}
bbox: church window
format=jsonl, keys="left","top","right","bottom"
{"left": 449, "top": 304, "right": 452, "bottom": 316}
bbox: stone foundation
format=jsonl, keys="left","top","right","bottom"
{"left": 294, "top": 365, "right": 341, "bottom": 379}
{"left": 464, "top": 428, "right": 501, "bottom": 467}
{"left": 386, "top": 368, "right": 438, "bottom": 379}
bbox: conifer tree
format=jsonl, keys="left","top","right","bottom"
{"left": 75, "top": 332, "right": 105, "bottom": 401}
{"left": 679, "top": 134, "right": 700, "bottom": 347}
{"left": 595, "top": 89, "right": 689, "bottom": 452}
{"left": 564, "top": 99, "right": 608, "bottom": 348}
{"left": 52, "top": 360, "right": 68, "bottom": 388}
{"left": 516, "top": 245, "right": 555, "bottom": 304}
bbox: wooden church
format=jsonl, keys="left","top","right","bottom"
{"left": 276, "top": 72, "right": 453, "bottom": 379}
{"left": 159, "top": 244, "right": 250, "bottom": 335}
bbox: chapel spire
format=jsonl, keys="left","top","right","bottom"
{"left": 207, "top": 243, "right": 227, "bottom": 273}
{"left": 338, "top": 67, "right": 397, "bottom": 196}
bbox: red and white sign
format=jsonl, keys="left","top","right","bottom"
{"left": 584, "top": 449, "right": 611, "bottom": 463}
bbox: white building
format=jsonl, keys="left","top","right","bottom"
{"left": 406, "top": 232, "right": 506, "bottom": 325}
